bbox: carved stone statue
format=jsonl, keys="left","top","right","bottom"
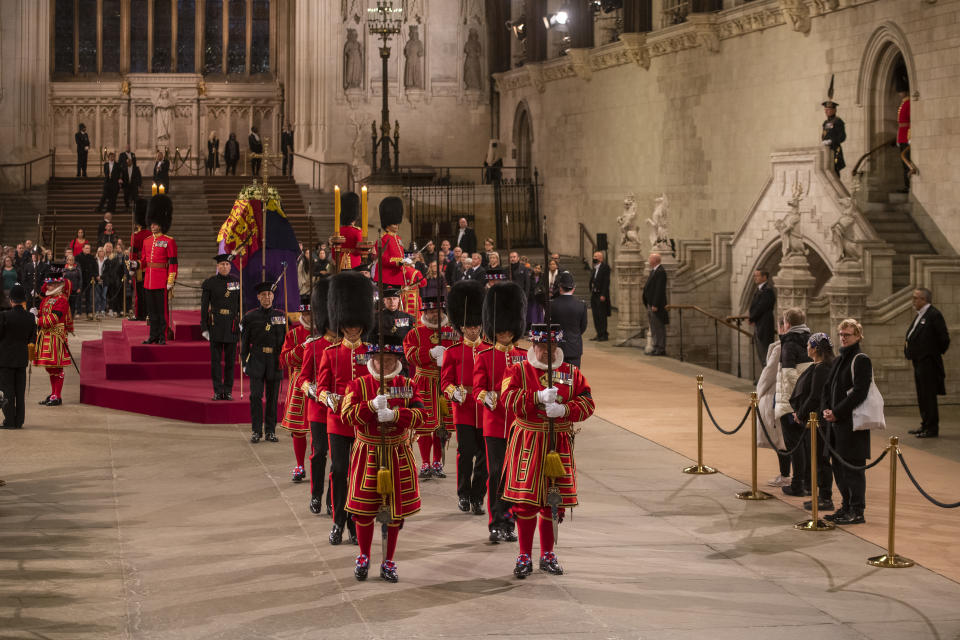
{"left": 617, "top": 194, "right": 643, "bottom": 247}
{"left": 404, "top": 0, "right": 424, "bottom": 24}
{"left": 342, "top": 0, "right": 364, "bottom": 24}
{"left": 645, "top": 193, "right": 670, "bottom": 249}
{"left": 403, "top": 26, "right": 424, "bottom": 90}
{"left": 833, "top": 198, "right": 863, "bottom": 262}
{"left": 463, "top": 28, "right": 483, "bottom": 91}
{"left": 776, "top": 182, "right": 808, "bottom": 258}
{"left": 343, "top": 29, "right": 363, "bottom": 90}
{"left": 461, "top": 0, "right": 484, "bottom": 25}
{"left": 154, "top": 89, "right": 174, "bottom": 147}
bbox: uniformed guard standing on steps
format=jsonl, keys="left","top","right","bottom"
{"left": 241, "top": 281, "right": 286, "bottom": 443}
{"left": 141, "top": 194, "right": 177, "bottom": 343}
{"left": 200, "top": 254, "right": 241, "bottom": 400}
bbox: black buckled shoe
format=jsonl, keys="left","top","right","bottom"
{"left": 329, "top": 523, "right": 344, "bottom": 545}
{"left": 309, "top": 496, "right": 323, "bottom": 514}
{"left": 155, "top": 338, "right": 166, "bottom": 345}
{"left": 431, "top": 463, "right": 446, "bottom": 479}
{"left": 513, "top": 554, "right": 533, "bottom": 579}
{"left": 539, "top": 551, "right": 564, "bottom": 575}
{"left": 250, "top": 433, "right": 262, "bottom": 443}
{"left": 354, "top": 554, "right": 369, "bottom": 581}
{"left": 224, "top": 393, "right": 233, "bottom": 400}
{"left": 38, "top": 394, "right": 51, "bottom": 405}
{"left": 292, "top": 465, "right": 305, "bottom": 482}
{"left": 489, "top": 528, "right": 501, "bottom": 544}
{"left": 499, "top": 527, "right": 518, "bottom": 543}
{"left": 380, "top": 560, "right": 399, "bottom": 583}
{"left": 265, "top": 432, "right": 279, "bottom": 442}
{"left": 458, "top": 497, "right": 471, "bottom": 512}
{"left": 45, "top": 398, "right": 63, "bottom": 406}
{"left": 832, "top": 510, "right": 865, "bottom": 525}
{"left": 212, "top": 393, "right": 222, "bottom": 401}
{"left": 419, "top": 464, "right": 432, "bottom": 480}
{"left": 141, "top": 338, "right": 156, "bottom": 344}
{"left": 471, "top": 500, "right": 486, "bottom": 516}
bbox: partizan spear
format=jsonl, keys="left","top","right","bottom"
{"left": 541, "top": 214, "right": 564, "bottom": 544}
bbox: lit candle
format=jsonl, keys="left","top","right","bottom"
{"left": 151, "top": 183, "right": 158, "bottom": 196}
{"left": 159, "top": 184, "right": 165, "bottom": 195}
{"left": 333, "top": 185, "right": 341, "bottom": 233}
{"left": 361, "top": 186, "right": 368, "bottom": 239}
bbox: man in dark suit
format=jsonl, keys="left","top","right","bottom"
{"left": 121, "top": 152, "right": 142, "bottom": 210}
{"left": 96, "top": 152, "right": 123, "bottom": 213}
{"left": 588, "top": 251, "right": 611, "bottom": 341}
{"left": 642, "top": 252, "right": 669, "bottom": 355}
{"left": 281, "top": 123, "right": 294, "bottom": 176}
{"left": 507, "top": 251, "right": 531, "bottom": 298}
{"left": 455, "top": 218, "right": 477, "bottom": 256}
{"left": 0, "top": 285, "right": 37, "bottom": 429}
{"left": 904, "top": 287, "right": 950, "bottom": 438}
{"left": 249, "top": 126, "right": 264, "bottom": 177}
{"left": 152, "top": 150, "right": 170, "bottom": 192}
{"left": 551, "top": 271, "right": 587, "bottom": 368}
{"left": 75, "top": 124, "right": 90, "bottom": 177}
{"left": 748, "top": 269, "right": 776, "bottom": 366}
{"left": 463, "top": 254, "right": 486, "bottom": 282}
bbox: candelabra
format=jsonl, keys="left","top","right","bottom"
{"left": 368, "top": 1, "right": 403, "bottom": 174}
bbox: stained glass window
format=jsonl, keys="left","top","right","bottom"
{"left": 54, "top": 0, "right": 75, "bottom": 75}
{"left": 177, "top": 0, "right": 197, "bottom": 72}
{"left": 102, "top": 0, "right": 122, "bottom": 73}
{"left": 250, "top": 0, "right": 270, "bottom": 74}
{"left": 130, "top": 0, "right": 149, "bottom": 72}
{"left": 204, "top": 0, "right": 223, "bottom": 74}
{"left": 227, "top": 0, "right": 246, "bottom": 74}
{"left": 78, "top": 3, "right": 98, "bottom": 73}
{"left": 153, "top": 0, "right": 172, "bottom": 72}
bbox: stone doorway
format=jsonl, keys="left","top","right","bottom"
{"left": 513, "top": 101, "right": 533, "bottom": 183}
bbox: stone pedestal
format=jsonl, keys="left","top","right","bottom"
{"left": 774, "top": 253, "right": 817, "bottom": 317}
{"left": 615, "top": 243, "right": 645, "bottom": 345}
{"left": 825, "top": 259, "right": 869, "bottom": 331}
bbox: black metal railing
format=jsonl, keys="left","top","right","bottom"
{"left": 578, "top": 223, "right": 596, "bottom": 271}
{"left": 293, "top": 154, "right": 353, "bottom": 193}
{"left": 406, "top": 184, "right": 477, "bottom": 242}
{"left": 666, "top": 304, "right": 755, "bottom": 380}
{"left": 398, "top": 165, "right": 531, "bottom": 186}
{"left": 494, "top": 176, "right": 542, "bottom": 249}
{"left": 0, "top": 148, "right": 56, "bottom": 191}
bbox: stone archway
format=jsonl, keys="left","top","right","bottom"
{"left": 512, "top": 101, "right": 533, "bottom": 183}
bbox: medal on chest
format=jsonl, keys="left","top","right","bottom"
{"left": 539, "top": 371, "right": 572, "bottom": 387}
{"left": 387, "top": 385, "right": 414, "bottom": 400}
{"left": 265, "top": 324, "right": 270, "bottom": 332}
{"left": 354, "top": 352, "right": 371, "bottom": 366}
{"left": 510, "top": 355, "right": 525, "bottom": 366}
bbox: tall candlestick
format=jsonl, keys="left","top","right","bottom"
{"left": 361, "top": 186, "right": 368, "bottom": 239}
{"left": 333, "top": 185, "right": 341, "bottom": 232}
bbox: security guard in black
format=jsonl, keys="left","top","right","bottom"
{"left": 241, "top": 281, "right": 286, "bottom": 442}
{"left": 201, "top": 254, "right": 241, "bottom": 400}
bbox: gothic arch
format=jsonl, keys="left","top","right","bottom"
{"left": 512, "top": 100, "right": 533, "bottom": 182}
{"left": 857, "top": 22, "right": 917, "bottom": 107}
{"left": 738, "top": 240, "right": 834, "bottom": 314}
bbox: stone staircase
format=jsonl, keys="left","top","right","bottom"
{"left": 168, "top": 180, "right": 215, "bottom": 309}
{"left": 0, "top": 189, "right": 47, "bottom": 245}
{"left": 862, "top": 191, "right": 937, "bottom": 291}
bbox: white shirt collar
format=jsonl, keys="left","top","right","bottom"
{"left": 916, "top": 303, "right": 931, "bottom": 317}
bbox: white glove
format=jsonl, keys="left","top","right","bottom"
{"left": 303, "top": 382, "right": 318, "bottom": 400}
{"left": 544, "top": 402, "right": 566, "bottom": 419}
{"left": 821, "top": 139, "right": 832, "bottom": 146}
{"left": 402, "top": 257, "right": 414, "bottom": 266}
{"left": 484, "top": 391, "right": 497, "bottom": 410}
{"left": 371, "top": 394, "right": 389, "bottom": 411}
{"left": 377, "top": 408, "right": 395, "bottom": 423}
{"left": 325, "top": 394, "right": 340, "bottom": 411}
{"left": 167, "top": 281, "right": 174, "bottom": 290}
{"left": 29, "top": 307, "right": 38, "bottom": 317}
{"left": 242, "top": 367, "right": 247, "bottom": 375}
{"left": 429, "top": 345, "right": 445, "bottom": 360}
{"left": 452, "top": 388, "right": 466, "bottom": 403}
{"left": 536, "top": 387, "right": 558, "bottom": 405}
{"left": 201, "top": 330, "right": 210, "bottom": 341}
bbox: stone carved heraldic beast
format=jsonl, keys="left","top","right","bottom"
{"left": 645, "top": 193, "right": 670, "bottom": 249}
{"left": 775, "top": 180, "right": 809, "bottom": 258}
{"left": 617, "top": 194, "right": 642, "bottom": 247}
{"left": 832, "top": 197, "right": 862, "bottom": 263}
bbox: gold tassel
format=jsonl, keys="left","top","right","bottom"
{"left": 376, "top": 467, "right": 393, "bottom": 496}
{"left": 543, "top": 450, "right": 565, "bottom": 479}
{"left": 438, "top": 396, "right": 451, "bottom": 417}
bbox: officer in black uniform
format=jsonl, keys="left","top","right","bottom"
{"left": 241, "top": 281, "right": 286, "bottom": 443}
{"left": 0, "top": 285, "right": 37, "bottom": 430}
{"left": 367, "top": 287, "right": 415, "bottom": 371}
{"left": 201, "top": 254, "right": 241, "bottom": 400}
{"left": 821, "top": 100, "right": 846, "bottom": 176}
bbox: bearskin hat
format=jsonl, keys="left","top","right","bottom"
{"left": 482, "top": 281, "right": 527, "bottom": 343}
{"left": 134, "top": 197, "right": 148, "bottom": 228}
{"left": 310, "top": 276, "right": 330, "bottom": 336}
{"left": 447, "top": 279, "right": 485, "bottom": 333}
{"left": 341, "top": 191, "right": 360, "bottom": 226}
{"left": 328, "top": 270, "right": 374, "bottom": 336}
{"left": 146, "top": 194, "right": 173, "bottom": 234}
{"left": 379, "top": 196, "right": 404, "bottom": 229}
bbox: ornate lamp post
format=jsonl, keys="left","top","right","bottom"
{"left": 368, "top": 1, "right": 402, "bottom": 174}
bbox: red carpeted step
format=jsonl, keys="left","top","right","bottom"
{"left": 79, "top": 378, "right": 255, "bottom": 424}
{"left": 105, "top": 360, "right": 241, "bottom": 380}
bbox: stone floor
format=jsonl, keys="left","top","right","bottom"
{"left": 1, "top": 318, "right": 960, "bottom": 639}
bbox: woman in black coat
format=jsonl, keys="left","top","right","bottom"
{"left": 790, "top": 332, "right": 835, "bottom": 511}
{"left": 820, "top": 319, "right": 872, "bottom": 525}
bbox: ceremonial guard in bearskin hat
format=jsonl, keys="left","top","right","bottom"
{"left": 34, "top": 265, "right": 74, "bottom": 407}
{"left": 472, "top": 276, "right": 526, "bottom": 542}
{"left": 241, "top": 281, "right": 287, "bottom": 443}
{"left": 372, "top": 197, "right": 407, "bottom": 287}
{"left": 403, "top": 294, "right": 458, "bottom": 479}
{"left": 342, "top": 333, "right": 425, "bottom": 583}
{"left": 141, "top": 194, "right": 178, "bottom": 343}
{"left": 501, "top": 323, "right": 595, "bottom": 578}
{"left": 295, "top": 277, "right": 336, "bottom": 515}
{"left": 334, "top": 191, "right": 365, "bottom": 271}
{"left": 316, "top": 270, "right": 373, "bottom": 545}
{"left": 200, "top": 254, "right": 241, "bottom": 400}
{"left": 279, "top": 295, "right": 313, "bottom": 482}
{"left": 441, "top": 279, "right": 488, "bottom": 515}
{"left": 129, "top": 198, "right": 152, "bottom": 320}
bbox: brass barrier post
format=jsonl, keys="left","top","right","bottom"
{"left": 736, "top": 392, "right": 773, "bottom": 500}
{"left": 796, "top": 412, "right": 834, "bottom": 531}
{"left": 867, "top": 436, "right": 914, "bottom": 568}
{"left": 683, "top": 374, "right": 717, "bottom": 475}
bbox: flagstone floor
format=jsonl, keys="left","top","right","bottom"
{"left": 1, "top": 318, "right": 959, "bottom": 639}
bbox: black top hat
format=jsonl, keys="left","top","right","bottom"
{"left": 379, "top": 196, "right": 404, "bottom": 228}
{"left": 254, "top": 281, "right": 274, "bottom": 294}
{"left": 420, "top": 296, "right": 445, "bottom": 311}
{"left": 341, "top": 192, "right": 360, "bottom": 226}
{"left": 214, "top": 253, "right": 232, "bottom": 263}
{"left": 529, "top": 323, "right": 564, "bottom": 344}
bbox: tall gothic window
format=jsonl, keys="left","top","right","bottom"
{"left": 51, "top": 0, "right": 271, "bottom": 77}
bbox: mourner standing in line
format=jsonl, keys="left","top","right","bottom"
{"left": 152, "top": 150, "right": 170, "bottom": 193}
{"left": 200, "top": 254, "right": 241, "bottom": 400}
{"left": 550, "top": 271, "right": 587, "bottom": 368}
{"left": 249, "top": 126, "right": 263, "bottom": 177}
{"left": 224, "top": 133, "right": 240, "bottom": 176}
{"left": 96, "top": 151, "right": 123, "bottom": 214}
{"left": 281, "top": 123, "right": 294, "bottom": 176}
{"left": 122, "top": 153, "right": 142, "bottom": 210}
{"left": 588, "top": 251, "right": 611, "bottom": 342}
{"left": 140, "top": 195, "right": 177, "bottom": 344}
{"left": 748, "top": 269, "right": 776, "bottom": 367}
{"left": 904, "top": 287, "right": 950, "bottom": 439}
{"left": 241, "top": 281, "right": 286, "bottom": 443}
{"left": 0, "top": 285, "right": 37, "bottom": 429}
{"left": 642, "top": 253, "right": 669, "bottom": 356}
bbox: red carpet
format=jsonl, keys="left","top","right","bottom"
{"left": 80, "top": 311, "right": 285, "bottom": 424}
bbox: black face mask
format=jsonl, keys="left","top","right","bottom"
{"left": 592, "top": 259, "right": 599, "bottom": 264}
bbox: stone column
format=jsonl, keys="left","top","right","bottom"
{"left": 825, "top": 259, "right": 869, "bottom": 333}
{"left": 774, "top": 253, "right": 817, "bottom": 318}
{"left": 615, "top": 243, "right": 645, "bottom": 345}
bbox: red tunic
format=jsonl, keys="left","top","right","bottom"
{"left": 403, "top": 322, "right": 459, "bottom": 435}
{"left": 440, "top": 338, "right": 485, "bottom": 427}
{"left": 334, "top": 225, "right": 364, "bottom": 270}
{"left": 401, "top": 265, "right": 426, "bottom": 318}
{"left": 295, "top": 332, "right": 338, "bottom": 423}
{"left": 897, "top": 97, "right": 911, "bottom": 144}
{"left": 500, "top": 358, "right": 595, "bottom": 508}
{"left": 279, "top": 323, "right": 310, "bottom": 433}
{"left": 342, "top": 372, "right": 425, "bottom": 519}
{"left": 372, "top": 231, "right": 405, "bottom": 286}
{"left": 141, "top": 232, "right": 178, "bottom": 290}
{"left": 471, "top": 343, "right": 526, "bottom": 439}
{"left": 34, "top": 293, "right": 73, "bottom": 368}
{"left": 316, "top": 338, "right": 370, "bottom": 437}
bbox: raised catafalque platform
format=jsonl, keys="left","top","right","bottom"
{"left": 79, "top": 310, "right": 277, "bottom": 424}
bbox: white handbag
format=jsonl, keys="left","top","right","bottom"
{"left": 848, "top": 353, "right": 886, "bottom": 431}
